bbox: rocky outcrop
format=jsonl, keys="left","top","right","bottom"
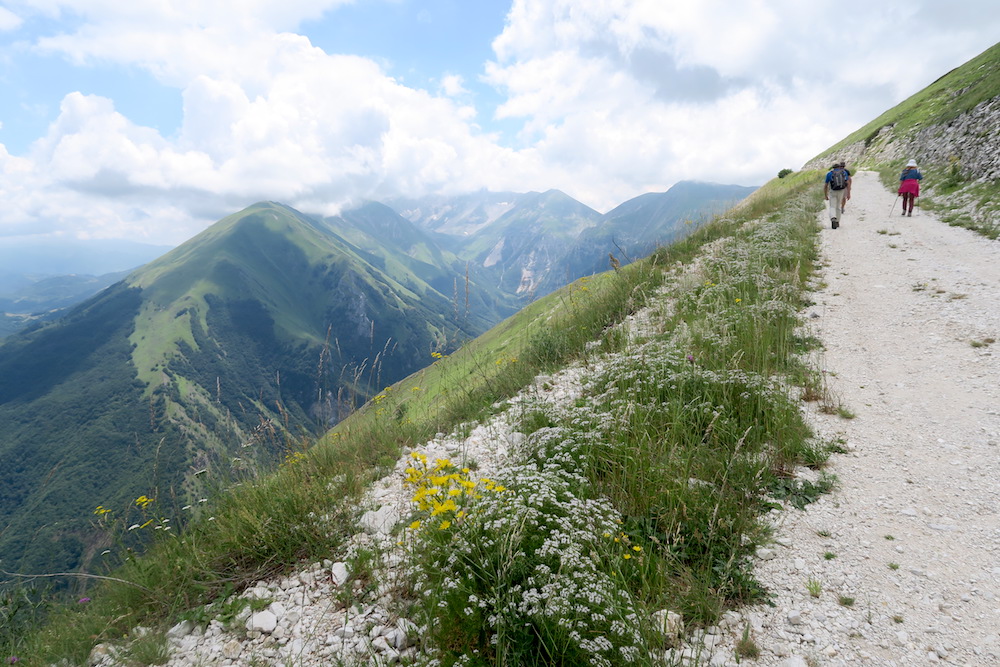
{"left": 806, "top": 95, "right": 1000, "bottom": 180}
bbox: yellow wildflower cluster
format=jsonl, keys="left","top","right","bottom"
{"left": 604, "top": 530, "right": 645, "bottom": 561}
{"left": 94, "top": 505, "right": 112, "bottom": 516}
{"left": 282, "top": 451, "right": 308, "bottom": 467}
{"left": 135, "top": 495, "right": 154, "bottom": 509}
{"left": 372, "top": 387, "right": 392, "bottom": 405}
{"left": 403, "top": 451, "right": 506, "bottom": 532}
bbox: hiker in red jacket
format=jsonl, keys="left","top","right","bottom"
{"left": 898, "top": 159, "right": 923, "bottom": 217}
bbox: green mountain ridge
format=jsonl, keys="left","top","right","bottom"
{"left": 0, "top": 202, "right": 486, "bottom": 578}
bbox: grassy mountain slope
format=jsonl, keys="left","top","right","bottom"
{"left": 808, "top": 40, "right": 1000, "bottom": 237}
{"left": 0, "top": 202, "right": 484, "bottom": 581}
{"left": 6, "top": 168, "right": 828, "bottom": 664}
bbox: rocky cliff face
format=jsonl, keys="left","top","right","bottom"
{"left": 807, "top": 95, "right": 1000, "bottom": 177}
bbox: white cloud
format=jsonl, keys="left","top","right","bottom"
{"left": 439, "top": 74, "right": 468, "bottom": 97}
{"left": 3, "top": 27, "right": 523, "bottom": 243}
{"left": 482, "top": 0, "right": 1000, "bottom": 208}
{"left": 2, "top": 0, "right": 999, "bottom": 244}
{"left": 0, "top": 6, "right": 22, "bottom": 31}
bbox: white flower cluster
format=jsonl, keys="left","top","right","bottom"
{"left": 411, "top": 425, "right": 647, "bottom": 666}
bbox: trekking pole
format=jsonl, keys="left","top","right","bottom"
{"left": 889, "top": 195, "right": 900, "bottom": 216}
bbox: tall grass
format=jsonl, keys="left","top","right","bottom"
{"left": 7, "top": 172, "right": 826, "bottom": 665}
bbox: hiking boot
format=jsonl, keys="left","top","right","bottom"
{"left": 907, "top": 211, "right": 912, "bottom": 217}
{"left": 831, "top": 218, "right": 839, "bottom": 229}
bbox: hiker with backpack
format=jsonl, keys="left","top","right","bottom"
{"left": 898, "top": 159, "right": 923, "bottom": 217}
{"left": 824, "top": 161, "right": 851, "bottom": 229}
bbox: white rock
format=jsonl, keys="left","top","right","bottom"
{"left": 651, "top": 609, "right": 684, "bottom": 641}
{"left": 781, "top": 658, "right": 808, "bottom": 667}
{"left": 247, "top": 610, "right": 278, "bottom": 634}
{"left": 331, "top": 562, "right": 350, "bottom": 586}
{"left": 88, "top": 644, "right": 116, "bottom": 666}
{"left": 787, "top": 610, "right": 804, "bottom": 625}
{"left": 360, "top": 505, "right": 401, "bottom": 535}
{"left": 221, "top": 639, "right": 242, "bottom": 660}
{"left": 269, "top": 601, "right": 287, "bottom": 619}
{"left": 249, "top": 585, "right": 272, "bottom": 599}
{"left": 167, "top": 620, "right": 194, "bottom": 639}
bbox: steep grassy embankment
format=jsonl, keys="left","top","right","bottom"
{"left": 4, "top": 169, "right": 834, "bottom": 665}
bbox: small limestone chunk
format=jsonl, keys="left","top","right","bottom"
{"left": 222, "top": 639, "right": 243, "bottom": 660}
{"left": 167, "top": 619, "right": 194, "bottom": 639}
{"left": 651, "top": 609, "right": 684, "bottom": 642}
{"left": 331, "top": 561, "right": 350, "bottom": 587}
{"left": 246, "top": 610, "right": 278, "bottom": 634}
{"left": 88, "top": 643, "right": 116, "bottom": 666}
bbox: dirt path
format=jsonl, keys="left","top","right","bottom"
{"left": 743, "top": 170, "right": 1000, "bottom": 665}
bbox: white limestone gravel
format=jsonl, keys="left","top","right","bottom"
{"left": 720, "top": 171, "right": 1000, "bottom": 666}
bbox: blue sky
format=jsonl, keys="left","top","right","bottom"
{"left": 0, "top": 0, "right": 998, "bottom": 246}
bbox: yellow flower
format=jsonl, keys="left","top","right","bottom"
{"left": 431, "top": 498, "right": 458, "bottom": 516}
{"left": 410, "top": 520, "right": 421, "bottom": 530}
{"left": 623, "top": 554, "right": 632, "bottom": 560}
{"left": 439, "top": 520, "right": 451, "bottom": 530}
{"left": 633, "top": 545, "right": 642, "bottom": 552}
{"left": 735, "top": 298, "right": 742, "bottom": 303}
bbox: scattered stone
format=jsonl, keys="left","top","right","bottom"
{"left": 331, "top": 562, "right": 350, "bottom": 586}
{"left": 247, "top": 610, "right": 278, "bottom": 634}
{"left": 167, "top": 620, "right": 194, "bottom": 640}
{"left": 652, "top": 609, "right": 684, "bottom": 642}
{"left": 221, "top": 639, "right": 242, "bottom": 660}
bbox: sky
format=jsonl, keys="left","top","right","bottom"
{"left": 0, "top": 1, "right": 998, "bottom": 247}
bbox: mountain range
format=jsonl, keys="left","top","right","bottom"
{"left": 0, "top": 180, "right": 754, "bottom": 578}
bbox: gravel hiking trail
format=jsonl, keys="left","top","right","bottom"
{"left": 744, "top": 170, "right": 1000, "bottom": 665}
